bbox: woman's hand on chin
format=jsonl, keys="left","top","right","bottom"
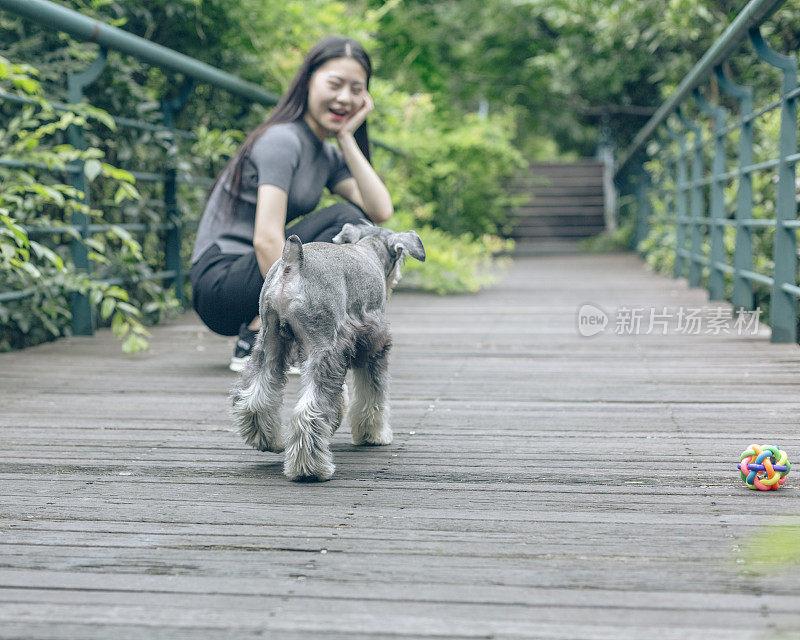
{"left": 337, "top": 92, "right": 373, "bottom": 141}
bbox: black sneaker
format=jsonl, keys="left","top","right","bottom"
{"left": 230, "top": 323, "right": 258, "bottom": 372}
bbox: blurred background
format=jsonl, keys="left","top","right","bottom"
{"left": 3, "top": 0, "right": 800, "bottom": 351}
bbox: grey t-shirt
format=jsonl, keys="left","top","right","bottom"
{"left": 191, "top": 119, "right": 352, "bottom": 262}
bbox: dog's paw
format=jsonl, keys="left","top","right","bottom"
{"left": 243, "top": 429, "right": 285, "bottom": 453}
{"left": 352, "top": 423, "right": 393, "bottom": 446}
{"left": 238, "top": 414, "right": 285, "bottom": 453}
{"left": 283, "top": 437, "right": 335, "bottom": 481}
{"left": 283, "top": 452, "right": 335, "bottom": 482}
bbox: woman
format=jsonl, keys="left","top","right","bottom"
{"left": 190, "top": 36, "right": 393, "bottom": 371}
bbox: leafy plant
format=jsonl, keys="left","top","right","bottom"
{"left": 739, "top": 524, "right": 800, "bottom": 576}
{"left": 0, "top": 55, "right": 167, "bottom": 352}
{"left": 370, "top": 85, "right": 528, "bottom": 238}
{"left": 386, "top": 210, "right": 513, "bottom": 295}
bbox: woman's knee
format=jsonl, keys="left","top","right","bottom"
{"left": 317, "top": 204, "right": 370, "bottom": 243}
{"left": 288, "top": 202, "right": 370, "bottom": 243}
{"left": 328, "top": 201, "right": 368, "bottom": 223}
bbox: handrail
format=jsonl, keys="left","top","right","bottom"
{"left": 615, "top": 0, "right": 786, "bottom": 177}
{"left": 0, "top": 0, "right": 404, "bottom": 155}
{"left": 614, "top": 0, "right": 800, "bottom": 344}
{"left": 0, "top": 0, "right": 280, "bottom": 107}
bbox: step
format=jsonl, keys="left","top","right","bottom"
{"left": 529, "top": 159, "right": 604, "bottom": 167}
{"left": 506, "top": 185, "right": 605, "bottom": 197}
{"left": 526, "top": 191, "right": 603, "bottom": 205}
{"left": 505, "top": 158, "right": 608, "bottom": 242}
{"left": 513, "top": 196, "right": 606, "bottom": 207}
{"left": 510, "top": 238, "right": 587, "bottom": 256}
{"left": 511, "top": 215, "right": 606, "bottom": 228}
{"left": 528, "top": 162, "right": 604, "bottom": 175}
{"left": 508, "top": 202, "right": 605, "bottom": 217}
{"left": 510, "top": 225, "right": 606, "bottom": 239}
{"left": 509, "top": 176, "right": 605, "bottom": 188}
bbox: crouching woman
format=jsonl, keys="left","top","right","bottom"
{"left": 190, "top": 36, "right": 393, "bottom": 370}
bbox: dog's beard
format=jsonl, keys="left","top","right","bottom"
{"left": 386, "top": 258, "right": 404, "bottom": 299}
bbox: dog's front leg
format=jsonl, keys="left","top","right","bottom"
{"left": 283, "top": 352, "right": 346, "bottom": 481}
{"left": 231, "top": 312, "right": 289, "bottom": 453}
{"left": 348, "top": 349, "right": 393, "bottom": 446}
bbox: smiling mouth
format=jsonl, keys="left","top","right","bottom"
{"left": 329, "top": 108, "right": 348, "bottom": 119}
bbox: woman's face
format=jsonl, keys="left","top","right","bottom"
{"left": 304, "top": 56, "right": 368, "bottom": 139}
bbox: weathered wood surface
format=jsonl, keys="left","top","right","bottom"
{"left": 1, "top": 252, "right": 799, "bottom": 639}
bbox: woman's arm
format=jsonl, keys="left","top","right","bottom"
{"left": 253, "top": 184, "right": 288, "bottom": 276}
{"left": 334, "top": 93, "right": 393, "bottom": 224}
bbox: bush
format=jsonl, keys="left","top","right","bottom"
{"left": 369, "top": 85, "right": 528, "bottom": 238}
{"left": 0, "top": 56, "right": 173, "bottom": 352}
{"left": 366, "top": 83, "right": 523, "bottom": 294}
{"left": 385, "top": 210, "right": 512, "bottom": 295}
{"left": 579, "top": 224, "right": 634, "bottom": 253}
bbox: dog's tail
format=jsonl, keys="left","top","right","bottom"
{"left": 282, "top": 235, "right": 303, "bottom": 271}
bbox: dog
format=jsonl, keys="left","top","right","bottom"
{"left": 231, "top": 223, "right": 426, "bottom": 481}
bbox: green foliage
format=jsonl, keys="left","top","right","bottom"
{"left": 321, "top": 82, "right": 522, "bottom": 296}
{"left": 740, "top": 524, "right": 800, "bottom": 575}
{"left": 579, "top": 223, "right": 634, "bottom": 254}
{"left": 386, "top": 210, "right": 513, "bottom": 295}
{"left": 367, "top": 0, "right": 800, "bottom": 159}
{"left": 370, "top": 85, "right": 527, "bottom": 237}
{"left": 364, "top": 83, "right": 523, "bottom": 294}
{"left": 0, "top": 55, "right": 171, "bottom": 352}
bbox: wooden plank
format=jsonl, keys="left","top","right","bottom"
{"left": 509, "top": 215, "right": 605, "bottom": 226}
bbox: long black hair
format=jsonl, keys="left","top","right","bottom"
{"left": 206, "top": 36, "right": 373, "bottom": 215}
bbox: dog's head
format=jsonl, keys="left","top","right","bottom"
{"left": 332, "top": 223, "right": 426, "bottom": 293}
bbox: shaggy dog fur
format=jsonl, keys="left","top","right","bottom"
{"left": 230, "top": 224, "right": 425, "bottom": 481}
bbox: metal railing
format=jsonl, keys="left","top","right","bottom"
{"left": 0, "top": 0, "right": 400, "bottom": 337}
{"left": 0, "top": 0, "right": 284, "bottom": 335}
{"left": 614, "top": 0, "right": 800, "bottom": 343}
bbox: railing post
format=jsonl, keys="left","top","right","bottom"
{"left": 675, "top": 108, "right": 705, "bottom": 288}
{"left": 598, "top": 113, "right": 618, "bottom": 233}
{"left": 663, "top": 122, "right": 689, "bottom": 279}
{"left": 66, "top": 46, "right": 107, "bottom": 336}
{"left": 160, "top": 78, "right": 195, "bottom": 306}
{"left": 633, "top": 158, "right": 652, "bottom": 253}
{"left": 750, "top": 27, "right": 798, "bottom": 343}
{"left": 613, "top": 166, "right": 631, "bottom": 238}
{"left": 715, "top": 65, "right": 755, "bottom": 312}
{"left": 693, "top": 89, "right": 727, "bottom": 301}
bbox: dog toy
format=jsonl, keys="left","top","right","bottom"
{"left": 738, "top": 444, "right": 790, "bottom": 491}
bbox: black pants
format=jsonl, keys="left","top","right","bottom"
{"left": 191, "top": 202, "right": 368, "bottom": 336}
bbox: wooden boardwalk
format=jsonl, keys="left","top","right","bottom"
{"left": 1, "top": 252, "right": 799, "bottom": 639}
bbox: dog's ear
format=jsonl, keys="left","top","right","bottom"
{"left": 389, "top": 231, "right": 426, "bottom": 263}
{"left": 332, "top": 222, "right": 371, "bottom": 244}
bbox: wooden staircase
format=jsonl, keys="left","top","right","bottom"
{"left": 507, "top": 160, "right": 607, "bottom": 255}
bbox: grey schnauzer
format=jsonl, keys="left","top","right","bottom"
{"left": 231, "top": 223, "right": 426, "bottom": 482}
